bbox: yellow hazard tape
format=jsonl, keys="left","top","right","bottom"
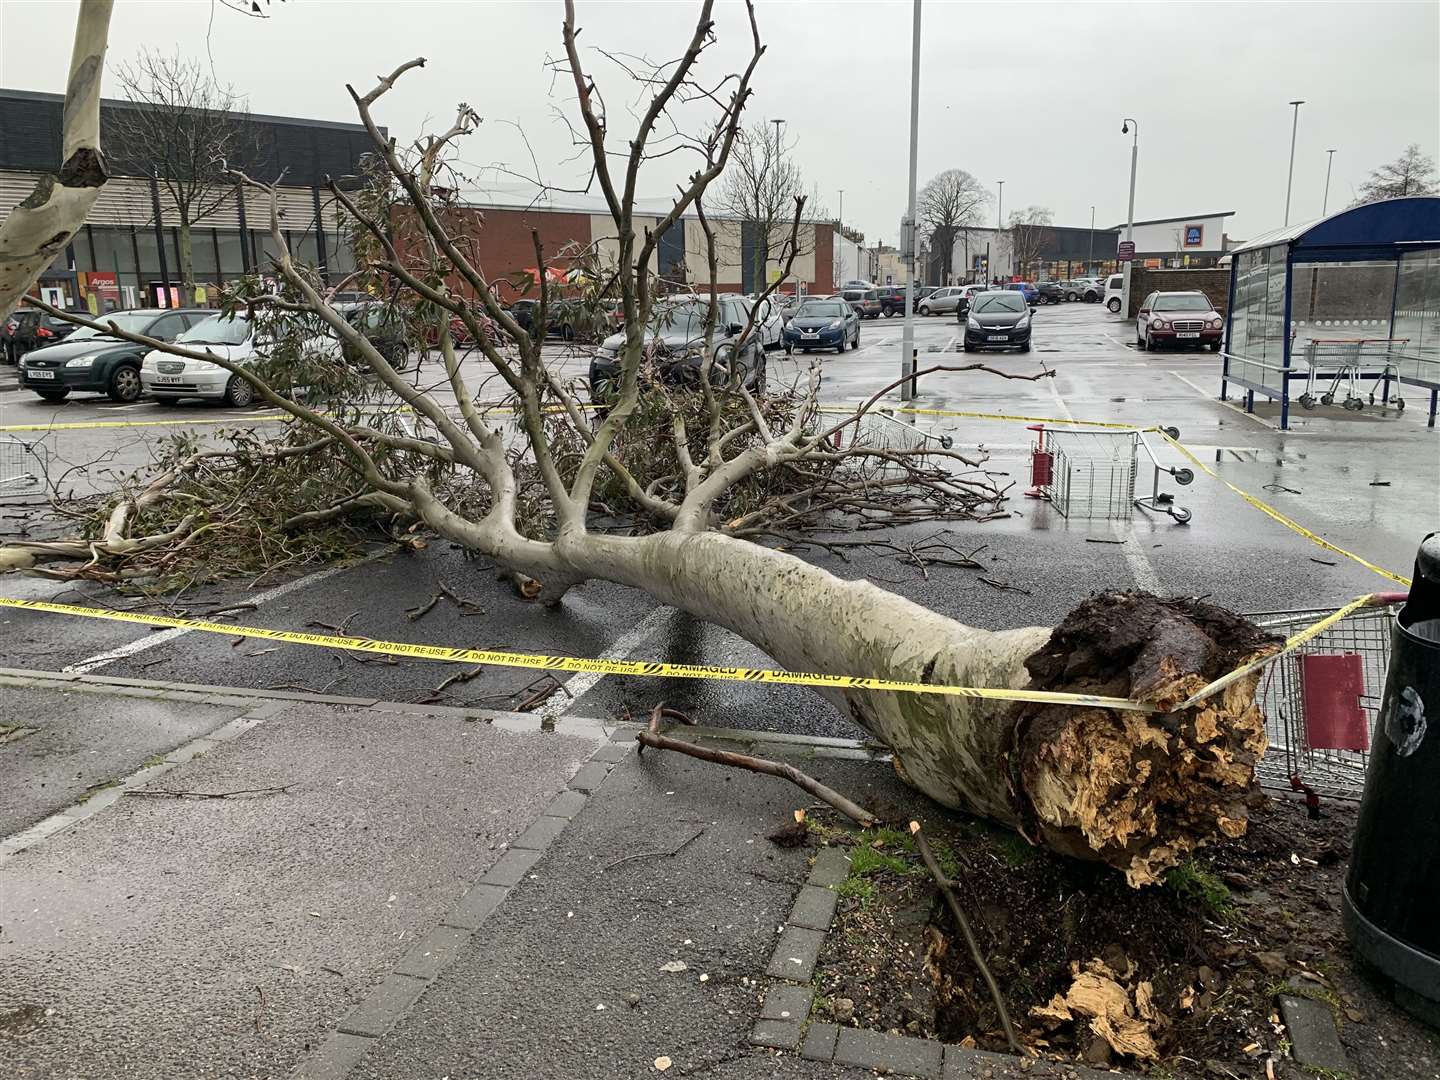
{"left": 818, "top": 405, "right": 1150, "bottom": 430}
{"left": 0, "top": 595, "right": 1154, "bottom": 712}
{"left": 0, "top": 413, "right": 285, "bottom": 433}
{"left": 1157, "top": 434, "right": 1412, "bottom": 587}
{"left": 0, "top": 592, "right": 1400, "bottom": 717}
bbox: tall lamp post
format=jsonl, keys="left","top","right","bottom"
{"left": 1087, "top": 205, "right": 1095, "bottom": 275}
{"left": 1120, "top": 118, "right": 1138, "bottom": 318}
{"left": 772, "top": 118, "right": 785, "bottom": 292}
{"left": 837, "top": 188, "right": 844, "bottom": 286}
{"left": 996, "top": 180, "right": 1004, "bottom": 279}
{"left": 1284, "top": 99, "right": 1305, "bottom": 226}
{"left": 1322, "top": 148, "right": 1337, "bottom": 216}
{"left": 900, "top": 0, "right": 921, "bottom": 401}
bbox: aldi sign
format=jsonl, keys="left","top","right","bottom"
{"left": 1184, "top": 224, "right": 1205, "bottom": 247}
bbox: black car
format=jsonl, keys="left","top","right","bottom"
{"left": 588, "top": 297, "right": 765, "bottom": 401}
{"left": 18, "top": 308, "right": 209, "bottom": 402}
{"left": 335, "top": 301, "right": 411, "bottom": 368}
{"left": 962, "top": 290, "right": 1032, "bottom": 353}
{"left": 2, "top": 307, "right": 93, "bottom": 363}
{"left": 874, "top": 286, "right": 909, "bottom": 317}
{"left": 783, "top": 297, "right": 860, "bottom": 354}
{"left": 1033, "top": 281, "right": 1066, "bottom": 305}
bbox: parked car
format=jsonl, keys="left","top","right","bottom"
{"left": 908, "top": 285, "right": 937, "bottom": 312}
{"left": 335, "top": 302, "right": 411, "bottom": 368}
{"left": 749, "top": 295, "right": 785, "bottom": 349}
{"left": 840, "top": 288, "right": 882, "bottom": 319}
{"left": 1034, "top": 281, "right": 1066, "bottom": 305}
{"left": 3, "top": 306, "right": 93, "bottom": 363}
{"left": 588, "top": 297, "right": 765, "bottom": 401}
{"left": 1104, "top": 273, "right": 1126, "bottom": 312}
{"left": 140, "top": 312, "right": 341, "bottom": 407}
{"left": 18, "top": 308, "right": 207, "bottom": 403}
{"left": 951, "top": 285, "right": 991, "bottom": 321}
{"left": 1062, "top": 278, "right": 1103, "bottom": 303}
{"left": 918, "top": 286, "right": 968, "bottom": 316}
{"left": 873, "top": 286, "right": 910, "bottom": 317}
{"left": 1135, "top": 291, "right": 1224, "bottom": 352}
{"left": 783, "top": 297, "right": 860, "bottom": 354}
{"left": 1003, "top": 281, "right": 1039, "bottom": 306}
{"left": 963, "top": 290, "right": 1033, "bottom": 353}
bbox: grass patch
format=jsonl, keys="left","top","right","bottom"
{"left": 1164, "top": 858, "right": 1233, "bottom": 917}
{"left": 837, "top": 876, "right": 876, "bottom": 903}
{"left": 848, "top": 845, "right": 912, "bottom": 878}
{"left": 989, "top": 828, "right": 1037, "bottom": 867}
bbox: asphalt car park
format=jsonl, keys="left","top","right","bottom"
{"left": 3, "top": 301, "right": 1433, "bottom": 738}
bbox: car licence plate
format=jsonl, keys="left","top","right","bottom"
{"left": 801, "top": 332, "right": 818, "bottom": 339}
{"left": 27, "top": 369, "right": 55, "bottom": 379}
{"left": 153, "top": 375, "right": 184, "bottom": 384}
{"left": 1177, "top": 332, "right": 1199, "bottom": 339}
{"left": 987, "top": 334, "right": 1008, "bottom": 342}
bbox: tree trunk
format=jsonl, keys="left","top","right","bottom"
{"left": 177, "top": 220, "right": 196, "bottom": 307}
{"left": 500, "top": 527, "right": 1276, "bottom": 887}
{"left": 0, "top": 0, "right": 113, "bottom": 321}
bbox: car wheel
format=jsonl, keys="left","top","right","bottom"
{"left": 224, "top": 374, "right": 257, "bottom": 408}
{"left": 784, "top": 342, "right": 793, "bottom": 355}
{"left": 107, "top": 364, "right": 143, "bottom": 402}
{"left": 963, "top": 342, "right": 976, "bottom": 352}
{"left": 1036, "top": 295, "right": 1048, "bottom": 305}
{"left": 37, "top": 389, "right": 69, "bottom": 402}
{"left": 1066, "top": 292, "right": 1078, "bottom": 302}
{"left": 1208, "top": 341, "right": 1222, "bottom": 352}
{"left": 1019, "top": 342, "right": 1031, "bottom": 353}
{"left": 1144, "top": 331, "right": 1158, "bottom": 352}
{"left": 919, "top": 305, "right": 930, "bottom": 316}
{"left": 1107, "top": 297, "right": 1122, "bottom": 313}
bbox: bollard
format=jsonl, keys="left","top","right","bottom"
{"left": 1344, "top": 532, "right": 1440, "bottom": 1026}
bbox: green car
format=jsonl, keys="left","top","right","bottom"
{"left": 18, "top": 308, "right": 210, "bottom": 403}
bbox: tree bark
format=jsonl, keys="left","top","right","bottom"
{"left": 177, "top": 220, "right": 196, "bottom": 307}
{"left": 445, "top": 525, "right": 1275, "bottom": 887}
{"left": 0, "top": 0, "right": 113, "bottom": 321}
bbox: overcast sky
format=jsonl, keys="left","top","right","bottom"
{"left": 3, "top": 0, "right": 1437, "bottom": 246}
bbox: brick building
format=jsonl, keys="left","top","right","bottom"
{"left": 394, "top": 195, "right": 838, "bottom": 301}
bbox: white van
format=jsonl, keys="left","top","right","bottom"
{"left": 141, "top": 312, "right": 341, "bottom": 407}
{"left": 1104, "top": 273, "right": 1125, "bottom": 313}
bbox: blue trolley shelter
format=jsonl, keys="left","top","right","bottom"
{"left": 1220, "top": 196, "right": 1440, "bottom": 429}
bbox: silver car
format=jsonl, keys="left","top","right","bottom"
{"left": 917, "top": 286, "right": 965, "bottom": 315}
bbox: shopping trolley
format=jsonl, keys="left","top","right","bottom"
{"left": 1247, "top": 593, "right": 1408, "bottom": 800}
{"left": 1296, "top": 339, "right": 1411, "bottom": 413}
{"left": 1027, "top": 424, "right": 1194, "bottom": 523}
{"left": 0, "top": 437, "right": 47, "bottom": 490}
{"left": 827, "top": 410, "right": 954, "bottom": 454}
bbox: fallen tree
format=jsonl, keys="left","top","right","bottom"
{"left": 3, "top": 0, "right": 1281, "bottom": 885}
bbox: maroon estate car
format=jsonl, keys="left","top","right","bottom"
{"left": 1136, "top": 291, "right": 1224, "bottom": 351}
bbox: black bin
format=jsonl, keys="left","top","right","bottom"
{"left": 1344, "top": 532, "right": 1440, "bottom": 1025}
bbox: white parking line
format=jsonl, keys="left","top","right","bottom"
{"left": 557, "top": 604, "right": 677, "bottom": 712}
{"left": 1166, "top": 370, "right": 1275, "bottom": 429}
{"left": 61, "top": 551, "right": 392, "bottom": 674}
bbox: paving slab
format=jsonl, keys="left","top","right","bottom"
{"left": 1279, "top": 993, "right": 1350, "bottom": 1072}
{"left": 0, "top": 683, "right": 251, "bottom": 835}
{"left": 0, "top": 698, "right": 600, "bottom": 1080}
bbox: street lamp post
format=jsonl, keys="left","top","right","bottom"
{"left": 1087, "top": 205, "right": 1095, "bottom": 275}
{"left": 772, "top": 118, "right": 785, "bottom": 292}
{"left": 996, "top": 180, "right": 1004, "bottom": 279}
{"left": 1284, "top": 99, "right": 1305, "bottom": 226}
{"left": 1121, "top": 118, "right": 1138, "bottom": 318}
{"left": 837, "top": 188, "right": 844, "bottom": 285}
{"left": 1322, "top": 148, "right": 1337, "bottom": 216}
{"left": 900, "top": 0, "right": 921, "bottom": 401}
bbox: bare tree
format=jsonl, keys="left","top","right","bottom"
{"left": 716, "top": 121, "right": 809, "bottom": 291}
{"left": 7, "top": 2, "right": 1277, "bottom": 887}
{"left": 1008, "top": 206, "right": 1054, "bottom": 281}
{"left": 917, "top": 169, "right": 988, "bottom": 285}
{"left": 0, "top": 0, "right": 113, "bottom": 321}
{"left": 109, "top": 49, "right": 255, "bottom": 306}
{"left": 1354, "top": 144, "right": 1438, "bottom": 204}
